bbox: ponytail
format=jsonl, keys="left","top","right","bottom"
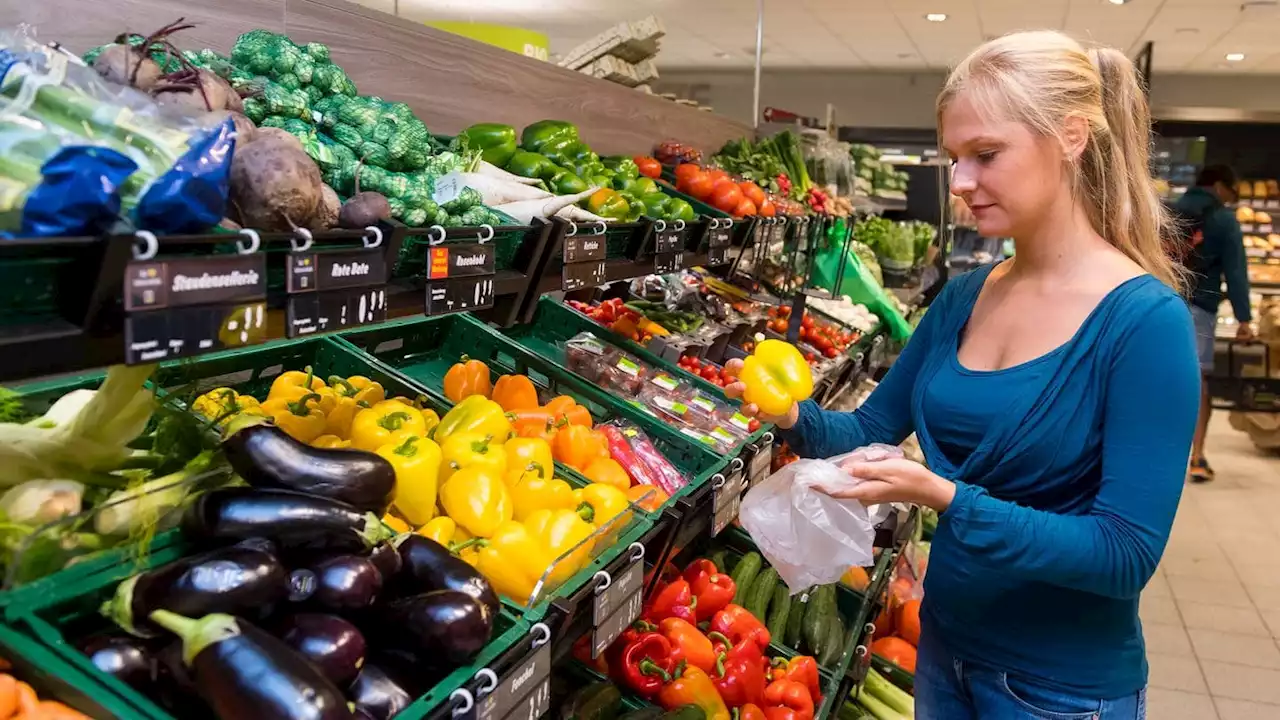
{"left": 939, "top": 31, "right": 1184, "bottom": 292}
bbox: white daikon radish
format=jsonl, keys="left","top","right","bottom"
{"left": 459, "top": 174, "right": 553, "bottom": 206}
{"left": 494, "top": 187, "right": 600, "bottom": 224}
{"left": 477, "top": 161, "right": 543, "bottom": 186}
{"left": 557, "top": 205, "right": 613, "bottom": 223}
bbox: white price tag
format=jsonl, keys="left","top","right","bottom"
{"left": 433, "top": 171, "right": 465, "bottom": 205}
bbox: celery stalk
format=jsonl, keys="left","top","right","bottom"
{"left": 864, "top": 669, "right": 915, "bottom": 717}
{"left": 856, "top": 689, "right": 906, "bottom": 720}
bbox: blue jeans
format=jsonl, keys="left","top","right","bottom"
{"left": 915, "top": 625, "right": 1146, "bottom": 719}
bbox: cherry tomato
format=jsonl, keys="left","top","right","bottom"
{"left": 748, "top": 418, "right": 761, "bottom": 433}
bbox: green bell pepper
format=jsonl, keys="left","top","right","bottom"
{"left": 585, "top": 189, "right": 630, "bottom": 221}
{"left": 640, "top": 192, "right": 671, "bottom": 216}
{"left": 562, "top": 141, "right": 598, "bottom": 164}
{"left": 631, "top": 177, "right": 659, "bottom": 196}
{"left": 461, "top": 123, "right": 517, "bottom": 167}
{"left": 625, "top": 196, "right": 646, "bottom": 222}
{"left": 602, "top": 156, "right": 640, "bottom": 179}
{"left": 612, "top": 176, "right": 641, "bottom": 194}
{"left": 550, "top": 169, "right": 589, "bottom": 195}
{"left": 666, "top": 198, "right": 696, "bottom": 222}
{"left": 521, "top": 120, "right": 578, "bottom": 154}
{"left": 507, "top": 150, "right": 556, "bottom": 180}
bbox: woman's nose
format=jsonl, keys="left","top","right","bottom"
{"left": 950, "top": 162, "right": 976, "bottom": 196}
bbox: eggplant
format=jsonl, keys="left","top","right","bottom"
{"left": 78, "top": 635, "right": 157, "bottom": 690}
{"left": 371, "top": 590, "right": 493, "bottom": 664}
{"left": 223, "top": 416, "right": 396, "bottom": 514}
{"left": 276, "top": 613, "right": 366, "bottom": 687}
{"left": 289, "top": 555, "right": 382, "bottom": 610}
{"left": 101, "top": 540, "right": 288, "bottom": 637}
{"left": 349, "top": 664, "right": 412, "bottom": 720}
{"left": 182, "top": 488, "right": 394, "bottom": 551}
{"left": 149, "top": 610, "right": 354, "bottom": 720}
{"left": 393, "top": 534, "right": 498, "bottom": 614}
{"left": 367, "top": 541, "right": 402, "bottom": 581}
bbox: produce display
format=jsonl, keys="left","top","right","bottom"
{"left": 764, "top": 306, "right": 862, "bottom": 360}
{"left": 0, "top": 669, "right": 91, "bottom": 719}
{"left": 848, "top": 145, "right": 908, "bottom": 200}
{"left": 671, "top": 163, "right": 777, "bottom": 219}
{"left": 712, "top": 132, "right": 812, "bottom": 205}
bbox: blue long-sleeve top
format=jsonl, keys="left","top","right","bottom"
{"left": 781, "top": 264, "right": 1199, "bottom": 697}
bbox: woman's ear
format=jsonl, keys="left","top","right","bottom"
{"left": 1060, "top": 114, "right": 1090, "bottom": 161}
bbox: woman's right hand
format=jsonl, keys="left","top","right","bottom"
{"left": 721, "top": 358, "right": 801, "bottom": 430}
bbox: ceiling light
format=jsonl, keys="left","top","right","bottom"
{"left": 1107, "top": 0, "right": 1128, "bottom": 5}
{"left": 925, "top": 13, "right": 947, "bottom": 22}
{"left": 1226, "top": 52, "right": 1246, "bottom": 61}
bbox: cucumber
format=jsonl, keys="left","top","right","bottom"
{"left": 707, "top": 549, "right": 729, "bottom": 574}
{"left": 730, "top": 552, "right": 762, "bottom": 605}
{"left": 561, "top": 682, "right": 621, "bottom": 720}
{"left": 765, "top": 584, "right": 791, "bottom": 639}
{"left": 745, "top": 567, "right": 779, "bottom": 620}
{"left": 617, "top": 709, "right": 663, "bottom": 720}
{"left": 659, "top": 707, "right": 706, "bottom": 720}
{"left": 803, "top": 585, "right": 835, "bottom": 655}
{"left": 783, "top": 589, "right": 810, "bottom": 649}
{"left": 819, "top": 612, "right": 845, "bottom": 666}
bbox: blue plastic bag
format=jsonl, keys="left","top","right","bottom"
{"left": 134, "top": 117, "right": 236, "bottom": 234}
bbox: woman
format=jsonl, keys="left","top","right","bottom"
{"left": 728, "top": 31, "right": 1198, "bottom": 719}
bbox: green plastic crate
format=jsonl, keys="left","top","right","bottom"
{"left": 333, "top": 314, "right": 730, "bottom": 508}
{"left": 4, "top": 533, "right": 533, "bottom": 720}
{"left": 656, "top": 171, "right": 758, "bottom": 250}
{"left": 393, "top": 213, "right": 532, "bottom": 277}
{"left": 499, "top": 296, "right": 770, "bottom": 449}
{"left": 0, "top": 620, "right": 143, "bottom": 718}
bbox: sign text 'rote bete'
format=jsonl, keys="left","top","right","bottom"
{"left": 286, "top": 248, "right": 388, "bottom": 294}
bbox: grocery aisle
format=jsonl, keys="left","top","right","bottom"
{"left": 1141, "top": 415, "right": 1280, "bottom": 719}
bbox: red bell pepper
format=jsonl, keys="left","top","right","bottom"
{"left": 709, "top": 632, "right": 767, "bottom": 672}
{"left": 648, "top": 578, "right": 697, "bottom": 623}
{"left": 646, "top": 561, "right": 681, "bottom": 590}
{"left": 739, "top": 704, "right": 766, "bottom": 720}
{"left": 712, "top": 650, "right": 769, "bottom": 708}
{"left": 614, "top": 632, "right": 675, "bottom": 698}
{"left": 710, "top": 604, "right": 771, "bottom": 652}
{"left": 658, "top": 617, "right": 717, "bottom": 673}
{"left": 657, "top": 662, "right": 731, "bottom": 720}
{"left": 762, "top": 679, "right": 814, "bottom": 720}
{"left": 573, "top": 634, "right": 608, "bottom": 674}
{"left": 605, "top": 620, "right": 657, "bottom": 682}
{"left": 683, "top": 559, "right": 718, "bottom": 585}
{"left": 690, "top": 572, "right": 736, "bottom": 621}
{"left": 769, "top": 657, "right": 821, "bottom": 705}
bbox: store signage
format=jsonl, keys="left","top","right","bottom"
{"left": 475, "top": 643, "right": 552, "bottom": 720}
{"left": 563, "top": 235, "right": 606, "bottom": 264}
{"left": 749, "top": 443, "right": 772, "bottom": 487}
{"left": 563, "top": 260, "right": 607, "bottom": 292}
{"left": 424, "top": 243, "right": 496, "bottom": 315}
{"left": 125, "top": 302, "right": 268, "bottom": 364}
{"left": 712, "top": 473, "right": 745, "bottom": 537}
{"left": 708, "top": 247, "right": 729, "bottom": 266}
{"left": 286, "top": 248, "right": 387, "bottom": 293}
{"left": 591, "top": 555, "right": 644, "bottom": 658}
{"left": 707, "top": 223, "right": 732, "bottom": 249}
{"left": 653, "top": 228, "right": 683, "bottom": 254}
{"left": 125, "top": 255, "right": 266, "bottom": 311}
{"left": 286, "top": 287, "right": 387, "bottom": 338}
{"left": 654, "top": 251, "right": 683, "bottom": 275}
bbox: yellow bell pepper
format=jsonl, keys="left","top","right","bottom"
{"left": 324, "top": 395, "right": 364, "bottom": 439}
{"left": 328, "top": 375, "right": 386, "bottom": 406}
{"left": 574, "top": 483, "right": 632, "bottom": 528}
{"left": 260, "top": 393, "right": 327, "bottom": 443}
{"left": 419, "top": 516, "right": 457, "bottom": 545}
{"left": 434, "top": 395, "right": 511, "bottom": 445}
{"left": 524, "top": 508, "right": 595, "bottom": 586}
{"left": 382, "top": 513, "right": 411, "bottom": 533}
{"left": 268, "top": 367, "right": 337, "bottom": 415}
{"left": 464, "top": 520, "right": 552, "bottom": 603}
{"left": 312, "top": 434, "right": 351, "bottom": 449}
{"left": 510, "top": 474, "right": 578, "bottom": 522}
{"left": 503, "top": 438, "right": 554, "bottom": 486}
{"left": 191, "top": 388, "right": 243, "bottom": 424}
{"left": 439, "top": 467, "right": 512, "bottom": 538}
{"left": 377, "top": 435, "right": 442, "bottom": 527}
{"left": 440, "top": 432, "right": 507, "bottom": 484}
{"left": 739, "top": 339, "right": 814, "bottom": 417}
{"left": 350, "top": 401, "right": 428, "bottom": 451}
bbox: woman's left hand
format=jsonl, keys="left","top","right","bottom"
{"left": 826, "top": 458, "right": 957, "bottom": 512}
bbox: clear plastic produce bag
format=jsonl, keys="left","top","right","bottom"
{"left": 739, "top": 444, "right": 897, "bottom": 593}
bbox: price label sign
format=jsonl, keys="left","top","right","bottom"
{"left": 286, "top": 287, "right": 387, "bottom": 338}
{"left": 1248, "top": 248, "right": 1269, "bottom": 259}
{"left": 653, "top": 228, "right": 683, "bottom": 254}
{"left": 712, "top": 473, "right": 745, "bottom": 537}
{"left": 654, "top": 251, "right": 683, "bottom": 275}
{"left": 1267, "top": 199, "right": 1280, "bottom": 210}
{"left": 592, "top": 557, "right": 643, "bottom": 625}
{"left": 124, "top": 254, "right": 269, "bottom": 364}
{"left": 1242, "top": 224, "right": 1257, "bottom": 234}
{"left": 424, "top": 243, "right": 496, "bottom": 315}
{"left": 707, "top": 223, "right": 732, "bottom": 249}
{"left": 563, "top": 260, "right": 607, "bottom": 292}
{"left": 563, "top": 235, "right": 607, "bottom": 264}
{"left": 476, "top": 643, "right": 553, "bottom": 720}
{"left": 1261, "top": 224, "right": 1275, "bottom": 234}
{"left": 286, "top": 248, "right": 387, "bottom": 294}
{"left": 592, "top": 589, "right": 645, "bottom": 659}
{"left": 708, "top": 246, "right": 729, "bottom": 266}
{"left": 749, "top": 443, "right": 773, "bottom": 487}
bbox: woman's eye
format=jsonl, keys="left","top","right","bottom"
{"left": 977, "top": 151, "right": 998, "bottom": 164}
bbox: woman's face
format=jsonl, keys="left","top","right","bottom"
{"left": 941, "top": 93, "right": 1069, "bottom": 239}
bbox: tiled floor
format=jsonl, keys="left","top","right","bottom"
{"left": 1142, "top": 415, "right": 1280, "bottom": 719}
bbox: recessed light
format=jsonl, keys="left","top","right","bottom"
{"left": 1107, "top": 0, "right": 1128, "bottom": 5}
{"left": 1226, "top": 52, "right": 1246, "bottom": 61}
{"left": 925, "top": 13, "right": 947, "bottom": 22}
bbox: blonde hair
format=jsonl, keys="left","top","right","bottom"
{"left": 938, "top": 30, "right": 1183, "bottom": 291}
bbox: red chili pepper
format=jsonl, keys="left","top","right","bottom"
{"left": 762, "top": 680, "right": 814, "bottom": 720}
{"left": 769, "top": 657, "right": 821, "bottom": 705}
{"left": 710, "top": 604, "right": 771, "bottom": 652}
{"left": 690, "top": 572, "right": 736, "bottom": 621}
{"left": 600, "top": 425, "right": 664, "bottom": 490}
{"left": 712, "top": 650, "right": 769, "bottom": 708}
{"left": 647, "top": 578, "right": 697, "bottom": 623}
{"left": 615, "top": 633, "right": 675, "bottom": 698}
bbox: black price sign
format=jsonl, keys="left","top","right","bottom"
{"left": 563, "top": 260, "right": 607, "bottom": 292}
{"left": 286, "top": 287, "right": 387, "bottom": 338}
{"left": 592, "top": 558, "right": 644, "bottom": 625}
{"left": 592, "top": 589, "right": 645, "bottom": 659}
{"left": 426, "top": 276, "right": 495, "bottom": 315}
{"left": 427, "top": 243, "right": 496, "bottom": 278}
{"left": 563, "top": 235, "right": 607, "bottom": 264}
{"left": 712, "top": 473, "right": 745, "bottom": 537}
{"left": 286, "top": 247, "right": 387, "bottom": 293}
{"left": 707, "top": 222, "right": 732, "bottom": 249}
{"left": 653, "top": 228, "right": 683, "bottom": 254}
{"left": 708, "top": 246, "right": 730, "bottom": 266}
{"left": 125, "top": 302, "right": 268, "bottom": 364}
{"left": 476, "top": 643, "right": 552, "bottom": 720}
{"left": 654, "top": 251, "right": 683, "bottom": 275}
{"left": 749, "top": 442, "right": 773, "bottom": 487}
{"left": 125, "top": 254, "right": 266, "bottom": 311}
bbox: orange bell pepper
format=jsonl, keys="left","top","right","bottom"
{"left": 443, "top": 355, "right": 492, "bottom": 403}
{"left": 507, "top": 408, "right": 556, "bottom": 439}
{"left": 627, "top": 484, "right": 669, "bottom": 511}
{"left": 492, "top": 374, "right": 539, "bottom": 411}
{"left": 545, "top": 395, "right": 592, "bottom": 428}
{"left": 657, "top": 664, "right": 729, "bottom": 720}
{"left": 583, "top": 457, "right": 631, "bottom": 490}
{"left": 551, "top": 423, "right": 604, "bottom": 471}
